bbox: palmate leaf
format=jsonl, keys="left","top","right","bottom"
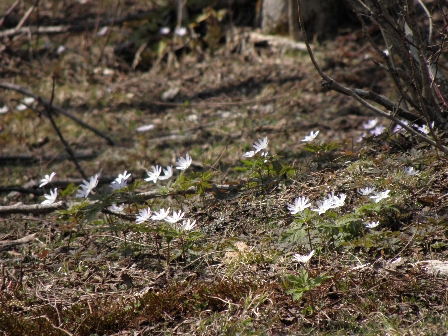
{"left": 333, "top": 214, "right": 362, "bottom": 228}
{"left": 286, "top": 289, "right": 305, "bottom": 301}
{"left": 282, "top": 225, "right": 307, "bottom": 244}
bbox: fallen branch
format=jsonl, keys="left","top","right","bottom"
{"left": 0, "top": 233, "right": 38, "bottom": 252}
{"left": 249, "top": 32, "right": 306, "bottom": 51}
{"left": 0, "top": 201, "right": 66, "bottom": 215}
{"left": 0, "top": 233, "right": 37, "bottom": 245}
{"left": 0, "top": 183, "right": 244, "bottom": 215}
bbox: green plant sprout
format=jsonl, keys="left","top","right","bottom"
{"left": 283, "top": 250, "right": 332, "bottom": 314}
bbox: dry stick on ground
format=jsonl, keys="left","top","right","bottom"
{"left": 0, "top": 183, "right": 241, "bottom": 215}
{"left": 0, "top": 233, "right": 38, "bottom": 252}
{"left": 0, "top": 10, "right": 155, "bottom": 38}
{"left": 0, "top": 82, "right": 116, "bottom": 145}
{"left": 44, "top": 77, "right": 88, "bottom": 179}
{"left": 295, "top": 0, "right": 448, "bottom": 156}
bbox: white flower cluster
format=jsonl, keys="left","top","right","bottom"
{"left": 110, "top": 170, "right": 131, "bottom": 191}
{"left": 243, "top": 137, "right": 268, "bottom": 158}
{"left": 39, "top": 172, "right": 58, "bottom": 205}
{"left": 287, "top": 192, "right": 347, "bottom": 216}
{"left": 76, "top": 174, "right": 99, "bottom": 198}
{"left": 243, "top": 132, "right": 319, "bottom": 159}
{"left": 145, "top": 153, "right": 192, "bottom": 183}
{"left": 135, "top": 206, "right": 196, "bottom": 232}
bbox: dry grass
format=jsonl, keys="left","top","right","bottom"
{"left": 1, "top": 1, "right": 448, "bottom": 335}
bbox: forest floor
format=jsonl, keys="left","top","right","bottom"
{"left": 0, "top": 1, "right": 448, "bottom": 335}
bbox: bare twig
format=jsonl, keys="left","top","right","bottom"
{"left": 0, "top": 0, "right": 20, "bottom": 27}
{"left": 44, "top": 77, "right": 87, "bottom": 179}
{"left": 14, "top": 4, "right": 35, "bottom": 32}
{"left": 0, "top": 82, "right": 116, "bottom": 145}
{"left": 296, "top": 0, "right": 448, "bottom": 155}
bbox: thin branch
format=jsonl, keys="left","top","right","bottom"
{"left": 0, "top": 0, "right": 20, "bottom": 27}
{"left": 44, "top": 77, "right": 87, "bottom": 179}
{"left": 0, "top": 82, "right": 116, "bottom": 145}
{"left": 14, "top": 4, "right": 35, "bottom": 32}
{"left": 296, "top": 0, "right": 448, "bottom": 155}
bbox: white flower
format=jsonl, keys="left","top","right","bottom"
{"left": 176, "top": 153, "right": 192, "bottom": 171}
{"left": 39, "top": 172, "right": 56, "bottom": 187}
{"left": 136, "top": 207, "right": 152, "bottom": 224}
{"left": 110, "top": 179, "right": 127, "bottom": 191}
{"left": 301, "top": 130, "right": 319, "bottom": 142}
{"left": 160, "top": 27, "right": 170, "bottom": 35}
{"left": 365, "top": 221, "right": 379, "bottom": 229}
{"left": 151, "top": 207, "right": 170, "bottom": 220}
{"left": 165, "top": 210, "right": 185, "bottom": 224}
{"left": 330, "top": 193, "right": 346, "bottom": 208}
{"left": 243, "top": 151, "right": 255, "bottom": 158}
{"left": 110, "top": 170, "right": 131, "bottom": 190}
{"left": 312, "top": 198, "right": 334, "bottom": 215}
{"left": 0, "top": 105, "right": 8, "bottom": 114}
{"left": 392, "top": 120, "right": 409, "bottom": 134}
{"left": 292, "top": 250, "right": 315, "bottom": 264}
{"left": 416, "top": 124, "right": 428, "bottom": 134}
{"left": 404, "top": 166, "right": 418, "bottom": 176}
{"left": 158, "top": 166, "right": 173, "bottom": 180}
{"left": 362, "top": 118, "right": 378, "bottom": 130}
{"left": 16, "top": 104, "right": 28, "bottom": 111}
{"left": 56, "top": 45, "right": 66, "bottom": 54}
{"left": 370, "top": 125, "right": 386, "bottom": 136}
{"left": 357, "top": 132, "right": 367, "bottom": 143}
{"left": 359, "top": 187, "right": 375, "bottom": 196}
{"left": 23, "top": 97, "right": 35, "bottom": 105}
{"left": 136, "top": 124, "right": 154, "bottom": 132}
{"left": 253, "top": 137, "right": 268, "bottom": 153}
{"left": 174, "top": 27, "right": 187, "bottom": 36}
{"left": 75, "top": 174, "right": 99, "bottom": 198}
{"left": 41, "top": 188, "right": 57, "bottom": 205}
{"left": 416, "top": 122, "right": 434, "bottom": 135}
{"left": 108, "top": 203, "right": 124, "bottom": 213}
{"left": 97, "top": 26, "right": 108, "bottom": 36}
{"left": 287, "top": 197, "right": 311, "bottom": 214}
{"left": 393, "top": 124, "right": 403, "bottom": 133}
{"left": 145, "top": 165, "right": 162, "bottom": 183}
{"left": 370, "top": 190, "right": 390, "bottom": 203}
{"left": 179, "top": 219, "right": 196, "bottom": 231}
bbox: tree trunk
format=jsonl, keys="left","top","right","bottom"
{"left": 262, "top": 0, "right": 356, "bottom": 40}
